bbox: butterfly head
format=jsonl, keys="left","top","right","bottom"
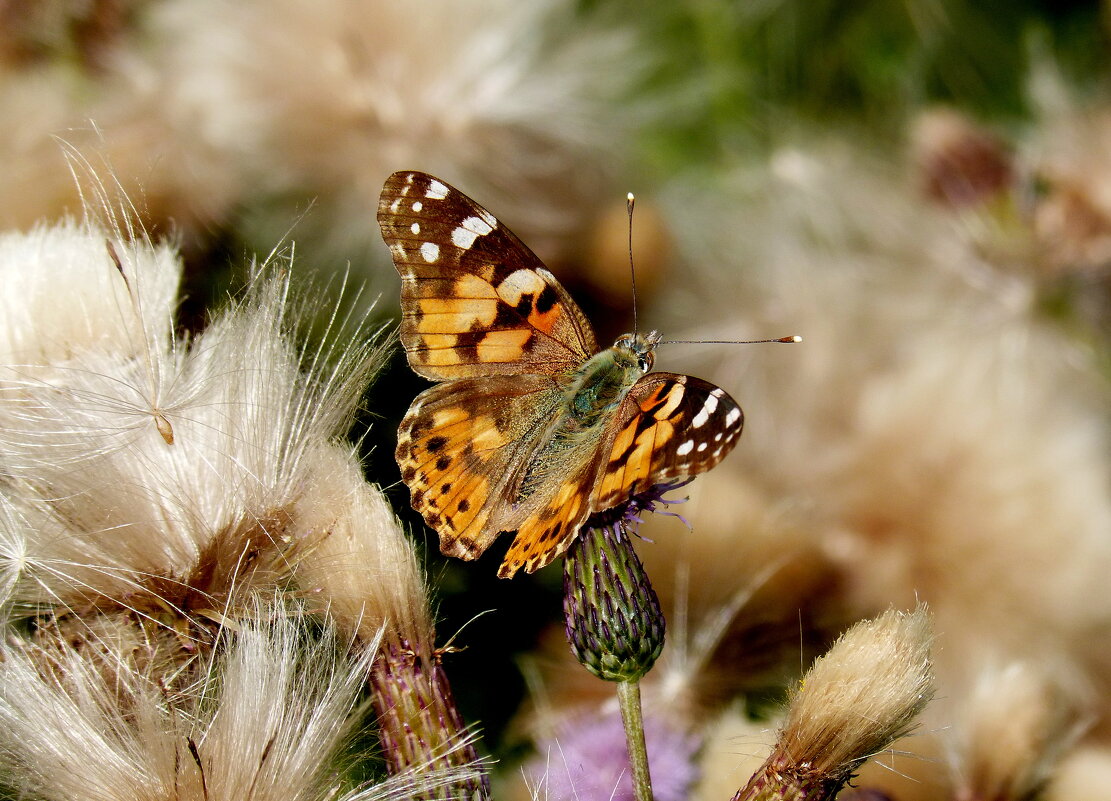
{"left": 612, "top": 330, "right": 661, "bottom": 374}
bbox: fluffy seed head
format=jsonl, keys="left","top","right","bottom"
{"left": 734, "top": 607, "right": 934, "bottom": 801}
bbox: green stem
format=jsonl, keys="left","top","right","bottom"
{"left": 617, "top": 678, "right": 653, "bottom": 801}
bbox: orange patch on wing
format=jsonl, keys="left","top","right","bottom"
{"left": 416, "top": 298, "right": 499, "bottom": 331}
{"left": 629, "top": 421, "right": 673, "bottom": 484}
{"left": 431, "top": 407, "right": 469, "bottom": 428}
{"left": 455, "top": 273, "right": 499, "bottom": 298}
{"left": 640, "top": 383, "right": 684, "bottom": 417}
{"left": 527, "top": 304, "right": 562, "bottom": 335}
{"left": 476, "top": 329, "right": 532, "bottom": 362}
{"left": 433, "top": 472, "right": 490, "bottom": 539}
{"left": 498, "top": 482, "right": 586, "bottom": 577}
{"left": 597, "top": 420, "right": 676, "bottom": 498}
{"left": 471, "top": 421, "right": 510, "bottom": 451}
{"left": 417, "top": 333, "right": 458, "bottom": 350}
{"left": 419, "top": 347, "right": 464, "bottom": 367}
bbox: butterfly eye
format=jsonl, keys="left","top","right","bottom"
{"left": 639, "top": 353, "right": 653, "bottom": 372}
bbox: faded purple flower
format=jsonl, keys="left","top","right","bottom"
{"left": 527, "top": 710, "right": 700, "bottom": 801}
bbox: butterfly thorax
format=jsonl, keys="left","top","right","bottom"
{"left": 567, "top": 331, "right": 658, "bottom": 426}
{"left": 511, "top": 331, "right": 660, "bottom": 506}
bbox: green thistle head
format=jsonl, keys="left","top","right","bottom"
{"left": 563, "top": 518, "right": 665, "bottom": 682}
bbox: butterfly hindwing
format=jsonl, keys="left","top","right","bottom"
{"left": 378, "top": 171, "right": 597, "bottom": 380}
{"left": 593, "top": 373, "right": 744, "bottom": 511}
{"left": 396, "top": 373, "right": 565, "bottom": 560}
{"left": 498, "top": 462, "right": 598, "bottom": 578}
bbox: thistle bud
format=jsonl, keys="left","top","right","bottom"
{"left": 563, "top": 520, "right": 665, "bottom": 682}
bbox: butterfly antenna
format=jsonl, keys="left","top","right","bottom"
{"left": 661, "top": 335, "right": 803, "bottom": 345}
{"left": 627, "top": 192, "right": 638, "bottom": 335}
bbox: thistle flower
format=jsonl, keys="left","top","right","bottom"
{"left": 2, "top": 217, "right": 381, "bottom": 542}
{"left": 556, "top": 483, "right": 701, "bottom": 801}
{"left": 292, "top": 446, "right": 490, "bottom": 799}
{"left": 370, "top": 638, "right": 490, "bottom": 801}
{"left": 563, "top": 521, "right": 664, "bottom": 683}
{"left": 733, "top": 607, "right": 934, "bottom": 801}
{"left": 526, "top": 710, "right": 700, "bottom": 801}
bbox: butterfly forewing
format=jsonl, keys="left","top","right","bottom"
{"left": 593, "top": 374, "right": 744, "bottom": 511}
{"left": 378, "top": 171, "right": 597, "bottom": 380}
{"left": 494, "top": 375, "right": 744, "bottom": 578}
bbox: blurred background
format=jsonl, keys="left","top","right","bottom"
{"left": 4, "top": 1, "right": 1111, "bottom": 798}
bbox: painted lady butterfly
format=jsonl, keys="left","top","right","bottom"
{"left": 381, "top": 172, "right": 744, "bottom": 578}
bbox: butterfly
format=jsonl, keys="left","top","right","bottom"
{"left": 380, "top": 171, "right": 744, "bottom": 578}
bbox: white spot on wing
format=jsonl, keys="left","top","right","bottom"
{"left": 497, "top": 269, "right": 547, "bottom": 305}
{"left": 451, "top": 226, "right": 477, "bottom": 248}
{"left": 697, "top": 442, "right": 708, "bottom": 452}
{"left": 420, "top": 242, "right": 440, "bottom": 262}
{"left": 452, "top": 228, "right": 478, "bottom": 249}
{"left": 465, "top": 215, "right": 495, "bottom": 235}
{"left": 426, "top": 180, "right": 449, "bottom": 199}
{"left": 412, "top": 201, "right": 423, "bottom": 212}
{"left": 725, "top": 407, "right": 741, "bottom": 427}
{"left": 390, "top": 198, "right": 401, "bottom": 213}
{"left": 466, "top": 214, "right": 493, "bottom": 233}
{"left": 452, "top": 215, "right": 496, "bottom": 249}
{"left": 676, "top": 440, "right": 695, "bottom": 456}
{"left": 691, "top": 393, "right": 719, "bottom": 428}
{"left": 410, "top": 222, "right": 420, "bottom": 234}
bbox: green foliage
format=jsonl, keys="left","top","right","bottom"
{"left": 585, "top": 0, "right": 1108, "bottom": 168}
